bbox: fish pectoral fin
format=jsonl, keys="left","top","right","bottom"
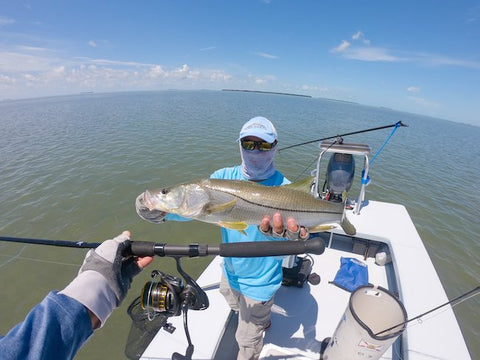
{"left": 308, "top": 218, "right": 356, "bottom": 236}
{"left": 218, "top": 221, "right": 248, "bottom": 235}
{"left": 283, "top": 176, "right": 315, "bottom": 193}
{"left": 308, "top": 224, "right": 337, "bottom": 233}
{"left": 205, "top": 199, "right": 237, "bottom": 214}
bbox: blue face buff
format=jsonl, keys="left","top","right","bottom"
{"left": 240, "top": 143, "right": 276, "bottom": 181}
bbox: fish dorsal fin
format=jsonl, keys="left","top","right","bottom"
{"left": 205, "top": 199, "right": 237, "bottom": 214}
{"left": 283, "top": 176, "right": 315, "bottom": 193}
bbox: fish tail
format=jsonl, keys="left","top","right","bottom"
{"left": 341, "top": 216, "right": 356, "bottom": 236}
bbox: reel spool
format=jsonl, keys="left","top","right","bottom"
{"left": 141, "top": 270, "right": 184, "bottom": 319}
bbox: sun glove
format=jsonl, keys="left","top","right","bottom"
{"left": 259, "top": 225, "right": 310, "bottom": 241}
{"left": 60, "top": 232, "right": 142, "bottom": 327}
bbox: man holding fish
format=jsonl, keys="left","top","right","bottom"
{"left": 136, "top": 116, "right": 355, "bottom": 359}
{"left": 137, "top": 116, "right": 309, "bottom": 359}
{"left": 210, "top": 117, "right": 309, "bottom": 360}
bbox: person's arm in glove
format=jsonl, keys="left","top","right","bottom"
{"left": 60, "top": 230, "right": 153, "bottom": 329}
{"left": 0, "top": 231, "right": 153, "bottom": 360}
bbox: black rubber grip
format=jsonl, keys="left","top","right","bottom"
{"left": 128, "top": 238, "right": 325, "bottom": 258}
{"left": 218, "top": 238, "right": 325, "bottom": 257}
{"left": 129, "top": 241, "right": 157, "bottom": 256}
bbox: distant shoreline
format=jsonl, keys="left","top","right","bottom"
{"left": 222, "top": 89, "right": 312, "bottom": 98}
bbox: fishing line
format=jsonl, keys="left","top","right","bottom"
{"left": 290, "top": 138, "right": 342, "bottom": 183}
{"left": 0, "top": 244, "right": 27, "bottom": 269}
{"left": 0, "top": 237, "right": 87, "bottom": 268}
{"left": 290, "top": 156, "right": 317, "bottom": 183}
{"left": 375, "top": 285, "right": 480, "bottom": 337}
{"left": 0, "top": 253, "right": 80, "bottom": 267}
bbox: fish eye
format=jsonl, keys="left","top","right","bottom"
{"left": 161, "top": 188, "right": 168, "bottom": 195}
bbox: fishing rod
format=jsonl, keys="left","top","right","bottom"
{"left": 0, "top": 236, "right": 100, "bottom": 249}
{"left": 0, "top": 236, "right": 326, "bottom": 258}
{"left": 375, "top": 285, "right": 480, "bottom": 336}
{"left": 279, "top": 121, "right": 408, "bottom": 152}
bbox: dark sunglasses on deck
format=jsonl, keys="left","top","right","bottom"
{"left": 240, "top": 139, "right": 278, "bottom": 151}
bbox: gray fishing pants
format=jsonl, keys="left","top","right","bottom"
{"left": 219, "top": 272, "right": 274, "bottom": 360}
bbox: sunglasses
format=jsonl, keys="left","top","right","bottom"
{"left": 240, "top": 139, "right": 277, "bottom": 151}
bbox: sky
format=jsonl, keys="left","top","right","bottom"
{"left": 1, "top": 1, "right": 479, "bottom": 126}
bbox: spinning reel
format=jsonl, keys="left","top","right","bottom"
{"left": 127, "top": 256, "right": 208, "bottom": 360}
{"left": 141, "top": 270, "right": 184, "bottom": 318}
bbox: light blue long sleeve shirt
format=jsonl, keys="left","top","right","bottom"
{"left": 210, "top": 166, "right": 290, "bottom": 301}
{"left": 0, "top": 291, "right": 93, "bottom": 360}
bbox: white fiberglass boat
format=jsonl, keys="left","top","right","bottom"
{"left": 132, "top": 140, "right": 472, "bottom": 360}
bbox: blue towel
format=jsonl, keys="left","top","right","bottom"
{"left": 330, "top": 257, "right": 369, "bottom": 292}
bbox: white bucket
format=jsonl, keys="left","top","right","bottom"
{"left": 321, "top": 285, "right": 407, "bottom": 360}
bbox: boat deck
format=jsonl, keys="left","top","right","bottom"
{"left": 140, "top": 201, "right": 471, "bottom": 360}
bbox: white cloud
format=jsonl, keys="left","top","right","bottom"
{"left": 0, "top": 74, "right": 16, "bottom": 85}
{"left": 0, "top": 16, "right": 15, "bottom": 26}
{"left": 465, "top": 5, "right": 480, "bottom": 24}
{"left": 16, "top": 45, "right": 48, "bottom": 52}
{"left": 331, "top": 31, "right": 396, "bottom": 61}
{"left": 0, "top": 46, "right": 237, "bottom": 99}
{"left": 205, "top": 69, "right": 231, "bottom": 82}
{"left": 0, "top": 50, "right": 60, "bottom": 72}
{"left": 331, "top": 40, "right": 350, "bottom": 53}
{"left": 352, "top": 31, "right": 370, "bottom": 45}
{"left": 89, "top": 58, "right": 153, "bottom": 67}
{"left": 247, "top": 74, "right": 276, "bottom": 85}
{"left": 301, "top": 84, "right": 328, "bottom": 93}
{"left": 22, "top": 73, "right": 37, "bottom": 81}
{"left": 407, "top": 95, "right": 441, "bottom": 110}
{"left": 342, "top": 47, "right": 400, "bottom": 62}
{"left": 407, "top": 86, "right": 421, "bottom": 93}
{"left": 148, "top": 65, "right": 166, "bottom": 78}
{"left": 253, "top": 52, "right": 279, "bottom": 59}
{"left": 414, "top": 52, "right": 480, "bottom": 69}
{"left": 88, "top": 40, "right": 98, "bottom": 48}
{"left": 331, "top": 31, "right": 370, "bottom": 55}
{"left": 331, "top": 32, "right": 480, "bottom": 69}
{"left": 352, "top": 31, "right": 362, "bottom": 40}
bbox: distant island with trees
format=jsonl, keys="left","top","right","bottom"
{"left": 222, "top": 89, "right": 312, "bottom": 98}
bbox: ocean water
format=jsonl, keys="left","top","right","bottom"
{"left": 0, "top": 90, "right": 478, "bottom": 359}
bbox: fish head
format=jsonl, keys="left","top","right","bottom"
{"left": 135, "top": 191, "right": 168, "bottom": 223}
{"left": 136, "top": 182, "right": 210, "bottom": 222}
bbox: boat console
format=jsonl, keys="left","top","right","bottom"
{"left": 314, "top": 140, "right": 371, "bottom": 214}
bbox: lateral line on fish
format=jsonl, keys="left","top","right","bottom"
{"left": 207, "top": 186, "right": 343, "bottom": 215}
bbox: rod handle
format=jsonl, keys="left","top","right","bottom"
{"left": 128, "top": 238, "right": 325, "bottom": 258}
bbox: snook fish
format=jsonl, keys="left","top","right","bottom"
{"left": 135, "top": 177, "right": 356, "bottom": 235}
